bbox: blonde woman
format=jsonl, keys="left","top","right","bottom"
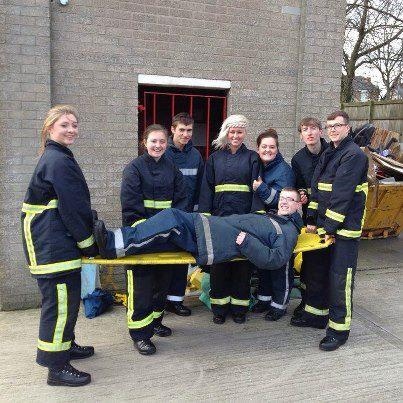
{"left": 199, "top": 115, "right": 264, "bottom": 324}
{"left": 21, "top": 105, "right": 97, "bottom": 387}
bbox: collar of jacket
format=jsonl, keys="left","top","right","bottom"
{"left": 224, "top": 143, "right": 247, "bottom": 154}
{"left": 168, "top": 137, "right": 193, "bottom": 153}
{"left": 304, "top": 138, "right": 328, "bottom": 157}
{"left": 144, "top": 151, "right": 167, "bottom": 164}
{"left": 264, "top": 152, "right": 284, "bottom": 170}
{"left": 328, "top": 134, "right": 352, "bottom": 151}
{"left": 45, "top": 139, "right": 74, "bottom": 157}
{"left": 266, "top": 211, "right": 303, "bottom": 232}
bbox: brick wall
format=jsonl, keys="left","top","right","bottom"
{"left": 0, "top": 0, "right": 344, "bottom": 309}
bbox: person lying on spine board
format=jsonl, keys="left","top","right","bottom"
{"left": 94, "top": 188, "right": 303, "bottom": 274}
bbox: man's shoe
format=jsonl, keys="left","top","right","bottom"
{"left": 251, "top": 300, "right": 270, "bottom": 313}
{"left": 166, "top": 301, "right": 191, "bottom": 317}
{"left": 265, "top": 308, "right": 286, "bottom": 322}
{"left": 47, "top": 363, "right": 91, "bottom": 387}
{"left": 232, "top": 313, "right": 246, "bottom": 324}
{"left": 292, "top": 301, "right": 305, "bottom": 319}
{"left": 134, "top": 339, "right": 156, "bottom": 355}
{"left": 94, "top": 220, "right": 115, "bottom": 258}
{"left": 69, "top": 341, "right": 94, "bottom": 360}
{"left": 319, "top": 336, "right": 346, "bottom": 351}
{"left": 153, "top": 324, "right": 172, "bottom": 337}
{"left": 212, "top": 314, "right": 226, "bottom": 324}
{"left": 290, "top": 315, "right": 327, "bottom": 329}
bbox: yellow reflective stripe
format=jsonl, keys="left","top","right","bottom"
{"left": 317, "top": 227, "right": 326, "bottom": 235}
{"left": 230, "top": 297, "right": 250, "bottom": 306}
{"left": 153, "top": 310, "right": 163, "bottom": 319}
{"left": 210, "top": 296, "right": 230, "bottom": 305}
{"left": 304, "top": 304, "right": 329, "bottom": 316}
{"left": 131, "top": 219, "right": 146, "bottom": 227}
{"left": 23, "top": 212, "right": 37, "bottom": 266}
{"left": 307, "top": 188, "right": 311, "bottom": 195}
{"left": 54, "top": 284, "right": 68, "bottom": 344}
{"left": 37, "top": 339, "right": 71, "bottom": 352}
{"left": 325, "top": 209, "right": 345, "bottom": 223}
{"left": 22, "top": 199, "right": 58, "bottom": 213}
{"left": 128, "top": 312, "right": 154, "bottom": 329}
{"left": 308, "top": 201, "right": 318, "bottom": 210}
{"left": 345, "top": 267, "right": 352, "bottom": 328}
{"left": 255, "top": 210, "right": 266, "bottom": 214}
{"left": 77, "top": 234, "right": 95, "bottom": 249}
{"left": 355, "top": 182, "right": 368, "bottom": 193}
{"left": 336, "top": 229, "right": 362, "bottom": 238}
{"left": 328, "top": 320, "right": 350, "bottom": 331}
{"left": 29, "top": 259, "right": 82, "bottom": 275}
{"left": 215, "top": 184, "right": 250, "bottom": 192}
{"left": 318, "top": 182, "right": 332, "bottom": 191}
{"left": 143, "top": 200, "right": 172, "bottom": 209}
{"left": 201, "top": 212, "right": 211, "bottom": 216}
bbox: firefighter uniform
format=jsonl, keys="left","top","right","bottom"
{"left": 291, "top": 138, "right": 328, "bottom": 312}
{"left": 306, "top": 136, "right": 368, "bottom": 340}
{"left": 21, "top": 139, "right": 98, "bottom": 369}
{"left": 121, "top": 152, "right": 188, "bottom": 341}
{"left": 198, "top": 144, "right": 264, "bottom": 317}
{"left": 164, "top": 138, "right": 204, "bottom": 306}
{"left": 254, "top": 153, "right": 295, "bottom": 313}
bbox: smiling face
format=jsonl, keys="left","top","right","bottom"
{"left": 227, "top": 126, "right": 246, "bottom": 152}
{"left": 48, "top": 114, "right": 78, "bottom": 147}
{"left": 277, "top": 189, "right": 300, "bottom": 216}
{"left": 144, "top": 130, "right": 167, "bottom": 160}
{"left": 326, "top": 116, "right": 350, "bottom": 147}
{"left": 171, "top": 123, "right": 193, "bottom": 150}
{"left": 258, "top": 136, "right": 278, "bottom": 164}
{"left": 300, "top": 124, "right": 322, "bottom": 147}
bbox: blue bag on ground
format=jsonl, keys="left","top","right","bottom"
{"left": 82, "top": 288, "right": 114, "bottom": 319}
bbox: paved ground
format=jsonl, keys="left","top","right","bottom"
{"left": 0, "top": 238, "right": 402, "bottom": 402}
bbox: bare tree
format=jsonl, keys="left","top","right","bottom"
{"left": 342, "top": 0, "right": 403, "bottom": 103}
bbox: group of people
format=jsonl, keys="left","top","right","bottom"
{"left": 21, "top": 105, "right": 368, "bottom": 387}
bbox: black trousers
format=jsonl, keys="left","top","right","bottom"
{"left": 126, "top": 265, "right": 173, "bottom": 341}
{"left": 36, "top": 271, "right": 81, "bottom": 369}
{"left": 256, "top": 262, "right": 293, "bottom": 312}
{"left": 210, "top": 260, "right": 251, "bottom": 316}
{"left": 304, "top": 238, "right": 359, "bottom": 340}
{"left": 166, "top": 264, "right": 188, "bottom": 302}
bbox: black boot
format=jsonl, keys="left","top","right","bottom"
{"left": 93, "top": 220, "right": 115, "bottom": 258}
{"left": 292, "top": 301, "right": 305, "bottom": 319}
{"left": 153, "top": 323, "right": 172, "bottom": 337}
{"left": 265, "top": 307, "right": 286, "bottom": 322}
{"left": 212, "top": 314, "right": 226, "bottom": 324}
{"left": 47, "top": 363, "right": 91, "bottom": 387}
{"left": 319, "top": 336, "right": 346, "bottom": 351}
{"left": 165, "top": 301, "right": 191, "bottom": 316}
{"left": 251, "top": 300, "right": 270, "bottom": 313}
{"left": 232, "top": 313, "right": 246, "bottom": 324}
{"left": 69, "top": 341, "right": 95, "bottom": 360}
{"left": 134, "top": 339, "right": 156, "bottom": 355}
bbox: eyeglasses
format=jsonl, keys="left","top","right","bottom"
{"left": 279, "top": 196, "right": 298, "bottom": 203}
{"left": 325, "top": 123, "right": 347, "bottom": 131}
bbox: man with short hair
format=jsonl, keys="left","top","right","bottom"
{"left": 290, "top": 117, "right": 328, "bottom": 320}
{"left": 94, "top": 188, "right": 303, "bottom": 286}
{"left": 164, "top": 112, "right": 204, "bottom": 316}
{"left": 297, "top": 110, "right": 368, "bottom": 351}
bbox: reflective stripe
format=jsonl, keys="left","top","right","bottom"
{"left": 300, "top": 282, "right": 306, "bottom": 290}
{"left": 143, "top": 200, "right": 172, "bottom": 209}
{"left": 201, "top": 212, "right": 211, "bottom": 216}
{"left": 355, "top": 182, "right": 368, "bottom": 193}
{"left": 180, "top": 168, "right": 198, "bottom": 176}
{"left": 231, "top": 297, "right": 249, "bottom": 306}
{"left": 281, "top": 262, "right": 290, "bottom": 307}
{"left": 200, "top": 214, "right": 214, "bottom": 265}
{"left": 257, "top": 295, "right": 272, "bottom": 302}
{"left": 210, "top": 296, "right": 230, "bottom": 305}
{"left": 123, "top": 228, "right": 180, "bottom": 253}
{"left": 38, "top": 283, "right": 70, "bottom": 352}
{"left": 336, "top": 229, "right": 362, "bottom": 238}
{"left": 127, "top": 270, "right": 155, "bottom": 329}
{"left": 23, "top": 213, "right": 37, "bottom": 266}
{"left": 215, "top": 184, "right": 250, "bottom": 192}
{"left": 318, "top": 182, "right": 332, "bottom": 191}
{"left": 77, "top": 234, "right": 95, "bottom": 249}
{"left": 304, "top": 304, "right": 329, "bottom": 316}
{"left": 308, "top": 201, "right": 318, "bottom": 210}
{"left": 325, "top": 209, "right": 345, "bottom": 223}
{"left": 328, "top": 320, "right": 350, "bottom": 331}
{"left": 307, "top": 188, "right": 311, "bottom": 195}
{"left": 269, "top": 217, "right": 283, "bottom": 235}
{"left": 167, "top": 295, "right": 184, "bottom": 302}
{"left": 131, "top": 219, "right": 146, "bottom": 227}
{"left": 114, "top": 228, "right": 125, "bottom": 258}
{"left": 22, "top": 199, "right": 58, "bottom": 213}
{"left": 271, "top": 301, "right": 287, "bottom": 310}
{"left": 153, "top": 310, "right": 163, "bottom": 319}
{"left": 37, "top": 339, "right": 71, "bottom": 352}
{"left": 317, "top": 227, "right": 326, "bottom": 235}
{"left": 54, "top": 284, "right": 68, "bottom": 344}
{"left": 264, "top": 188, "right": 277, "bottom": 205}
{"left": 29, "top": 259, "right": 82, "bottom": 275}
{"left": 255, "top": 210, "right": 266, "bottom": 214}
